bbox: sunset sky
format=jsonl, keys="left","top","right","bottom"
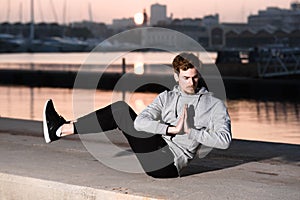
{"left": 0, "top": 0, "right": 293, "bottom": 24}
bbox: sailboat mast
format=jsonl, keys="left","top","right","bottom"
{"left": 29, "top": 0, "right": 35, "bottom": 43}
{"left": 19, "top": 2, "right": 23, "bottom": 23}
{"left": 88, "top": 2, "right": 93, "bottom": 22}
{"left": 63, "top": 0, "right": 67, "bottom": 25}
{"left": 6, "top": 0, "right": 11, "bottom": 22}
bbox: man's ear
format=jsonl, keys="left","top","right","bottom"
{"left": 173, "top": 73, "right": 179, "bottom": 82}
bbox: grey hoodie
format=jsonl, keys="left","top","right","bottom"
{"left": 134, "top": 85, "right": 232, "bottom": 173}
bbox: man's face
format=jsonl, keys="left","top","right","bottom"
{"left": 175, "top": 68, "right": 200, "bottom": 94}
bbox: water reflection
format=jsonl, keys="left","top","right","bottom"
{"left": 253, "top": 100, "right": 299, "bottom": 122}
{"left": 134, "top": 62, "right": 144, "bottom": 75}
{"left": 227, "top": 99, "right": 300, "bottom": 144}
{"left": 30, "top": 87, "right": 34, "bottom": 119}
{"left": 0, "top": 85, "right": 299, "bottom": 145}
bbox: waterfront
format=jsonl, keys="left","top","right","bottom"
{"left": 1, "top": 2, "right": 299, "bottom": 199}
{"left": 0, "top": 85, "right": 299, "bottom": 145}
{"left": 0, "top": 52, "right": 299, "bottom": 145}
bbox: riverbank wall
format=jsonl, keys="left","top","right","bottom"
{"left": 0, "top": 68, "right": 299, "bottom": 101}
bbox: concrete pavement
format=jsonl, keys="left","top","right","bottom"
{"left": 0, "top": 117, "right": 299, "bottom": 199}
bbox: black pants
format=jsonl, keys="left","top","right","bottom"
{"left": 74, "top": 101, "right": 178, "bottom": 178}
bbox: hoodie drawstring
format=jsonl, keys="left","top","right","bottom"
{"left": 174, "top": 94, "right": 180, "bottom": 118}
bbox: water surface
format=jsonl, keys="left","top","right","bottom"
{"left": 1, "top": 86, "right": 299, "bottom": 145}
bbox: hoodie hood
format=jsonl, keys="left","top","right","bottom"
{"left": 172, "top": 85, "right": 210, "bottom": 96}
{"left": 172, "top": 85, "right": 211, "bottom": 118}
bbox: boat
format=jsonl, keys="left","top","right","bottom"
{"left": 215, "top": 45, "right": 300, "bottom": 78}
{"left": 0, "top": 34, "right": 27, "bottom": 53}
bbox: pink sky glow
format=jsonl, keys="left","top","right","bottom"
{"left": 0, "top": 0, "right": 292, "bottom": 24}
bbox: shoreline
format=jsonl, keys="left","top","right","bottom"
{"left": 1, "top": 116, "right": 299, "bottom": 146}
{"left": 0, "top": 69, "right": 300, "bottom": 101}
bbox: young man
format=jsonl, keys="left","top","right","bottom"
{"left": 43, "top": 53, "right": 232, "bottom": 178}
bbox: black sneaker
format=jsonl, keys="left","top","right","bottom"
{"left": 43, "top": 99, "right": 66, "bottom": 143}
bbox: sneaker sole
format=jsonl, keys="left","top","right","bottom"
{"left": 43, "top": 100, "right": 51, "bottom": 143}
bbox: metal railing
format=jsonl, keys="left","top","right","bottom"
{"left": 257, "top": 48, "right": 300, "bottom": 78}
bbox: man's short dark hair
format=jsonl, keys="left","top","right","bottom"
{"left": 172, "top": 53, "right": 201, "bottom": 74}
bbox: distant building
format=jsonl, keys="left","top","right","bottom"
{"left": 248, "top": 2, "right": 300, "bottom": 30}
{"left": 156, "top": 17, "right": 208, "bottom": 48}
{"left": 202, "top": 14, "right": 219, "bottom": 27}
{"left": 140, "top": 28, "right": 200, "bottom": 50}
{"left": 111, "top": 18, "right": 135, "bottom": 31}
{"left": 141, "top": 28, "right": 175, "bottom": 47}
{"left": 291, "top": 1, "right": 300, "bottom": 10}
{"left": 171, "top": 18, "right": 202, "bottom": 26}
{"left": 150, "top": 3, "right": 171, "bottom": 26}
{"left": 209, "top": 22, "right": 300, "bottom": 50}
{"left": 206, "top": 2, "right": 300, "bottom": 50}
{"left": 209, "top": 25, "right": 226, "bottom": 49}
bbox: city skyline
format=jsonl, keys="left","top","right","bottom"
{"left": 0, "top": 0, "right": 294, "bottom": 24}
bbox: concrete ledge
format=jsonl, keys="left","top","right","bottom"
{"left": 0, "top": 173, "right": 159, "bottom": 200}
{"left": 0, "top": 118, "right": 300, "bottom": 200}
